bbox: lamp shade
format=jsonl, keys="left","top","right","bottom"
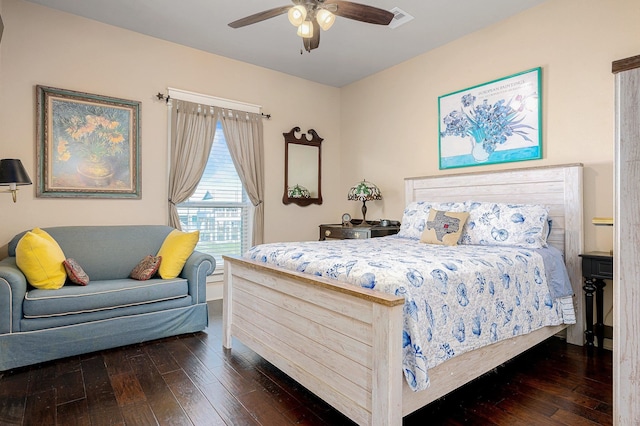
{"left": 0, "top": 159, "right": 32, "bottom": 186}
{"left": 297, "top": 19, "right": 314, "bottom": 38}
{"left": 316, "top": 9, "right": 336, "bottom": 31}
{"left": 347, "top": 180, "right": 381, "bottom": 202}
{"left": 288, "top": 5, "right": 307, "bottom": 27}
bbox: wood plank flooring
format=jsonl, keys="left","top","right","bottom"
{"left": 0, "top": 301, "right": 612, "bottom": 425}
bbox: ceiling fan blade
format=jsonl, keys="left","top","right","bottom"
{"left": 325, "top": 1, "right": 394, "bottom": 25}
{"left": 228, "top": 5, "right": 291, "bottom": 28}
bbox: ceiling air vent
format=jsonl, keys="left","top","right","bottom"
{"left": 388, "top": 7, "right": 414, "bottom": 29}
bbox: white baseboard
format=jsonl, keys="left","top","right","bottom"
{"left": 206, "top": 275, "right": 223, "bottom": 301}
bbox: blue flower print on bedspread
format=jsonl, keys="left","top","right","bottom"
{"left": 245, "top": 236, "right": 574, "bottom": 392}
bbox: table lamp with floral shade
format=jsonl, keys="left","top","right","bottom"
{"left": 347, "top": 180, "right": 381, "bottom": 225}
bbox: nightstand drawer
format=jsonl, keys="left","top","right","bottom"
{"left": 323, "top": 227, "right": 370, "bottom": 239}
{"left": 581, "top": 255, "right": 613, "bottom": 280}
{"left": 319, "top": 223, "right": 400, "bottom": 240}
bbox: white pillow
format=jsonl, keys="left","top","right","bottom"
{"left": 397, "top": 201, "right": 466, "bottom": 240}
{"left": 460, "top": 202, "right": 550, "bottom": 248}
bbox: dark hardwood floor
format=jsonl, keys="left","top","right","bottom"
{"left": 0, "top": 301, "right": 612, "bottom": 425}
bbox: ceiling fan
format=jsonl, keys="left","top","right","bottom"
{"left": 228, "top": 0, "right": 394, "bottom": 53}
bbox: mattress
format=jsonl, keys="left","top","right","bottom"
{"left": 245, "top": 236, "right": 576, "bottom": 391}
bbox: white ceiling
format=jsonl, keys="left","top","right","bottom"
{"left": 24, "top": 0, "right": 547, "bottom": 87}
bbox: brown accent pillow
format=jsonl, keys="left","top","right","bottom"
{"left": 420, "top": 209, "right": 470, "bottom": 246}
{"left": 130, "top": 255, "right": 162, "bottom": 281}
{"left": 63, "top": 258, "right": 90, "bottom": 286}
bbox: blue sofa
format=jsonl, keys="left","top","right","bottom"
{"left": 0, "top": 225, "right": 215, "bottom": 371}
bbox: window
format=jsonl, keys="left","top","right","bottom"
{"left": 177, "top": 122, "right": 250, "bottom": 273}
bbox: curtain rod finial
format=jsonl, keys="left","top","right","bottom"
{"left": 156, "top": 92, "right": 170, "bottom": 103}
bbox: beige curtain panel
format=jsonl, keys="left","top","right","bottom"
{"left": 220, "top": 109, "right": 265, "bottom": 246}
{"left": 168, "top": 100, "right": 219, "bottom": 229}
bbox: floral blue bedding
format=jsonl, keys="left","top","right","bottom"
{"left": 245, "top": 236, "right": 576, "bottom": 392}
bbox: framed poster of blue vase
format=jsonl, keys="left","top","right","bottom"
{"left": 438, "top": 67, "right": 542, "bottom": 170}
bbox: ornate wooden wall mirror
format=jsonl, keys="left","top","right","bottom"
{"left": 283, "top": 127, "right": 322, "bottom": 206}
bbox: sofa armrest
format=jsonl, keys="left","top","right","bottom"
{"left": 180, "top": 251, "right": 215, "bottom": 304}
{"left": 0, "top": 257, "right": 28, "bottom": 333}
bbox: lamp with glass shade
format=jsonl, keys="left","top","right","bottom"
{"left": 347, "top": 180, "right": 382, "bottom": 225}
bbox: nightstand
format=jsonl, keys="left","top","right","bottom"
{"left": 579, "top": 251, "right": 613, "bottom": 350}
{"left": 319, "top": 223, "right": 400, "bottom": 241}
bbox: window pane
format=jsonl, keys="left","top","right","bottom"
{"left": 177, "top": 122, "right": 249, "bottom": 272}
{"left": 185, "top": 124, "right": 244, "bottom": 203}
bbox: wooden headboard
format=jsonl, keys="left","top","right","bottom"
{"left": 404, "top": 163, "right": 584, "bottom": 345}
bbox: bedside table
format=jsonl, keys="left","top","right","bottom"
{"left": 579, "top": 251, "right": 613, "bottom": 350}
{"left": 319, "top": 223, "right": 400, "bottom": 241}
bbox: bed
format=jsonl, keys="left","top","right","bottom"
{"left": 222, "top": 163, "right": 584, "bottom": 425}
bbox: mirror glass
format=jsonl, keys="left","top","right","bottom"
{"left": 283, "top": 127, "right": 322, "bottom": 206}
{"left": 288, "top": 144, "right": 319, "bottom": 197}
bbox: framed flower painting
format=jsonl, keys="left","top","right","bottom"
{"left": 438, "top": 68, "right": 542, "bottom": 169}
{"left": 36, "top": 85, "right": 141, "bottom": 198}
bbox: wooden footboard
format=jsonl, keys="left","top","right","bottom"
{"left": 223, "top": 256, "right": 405, "bottom": 426}
{"left": 223, "top": 256, "right": 568, "bottom": 424}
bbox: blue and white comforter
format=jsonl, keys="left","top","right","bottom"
{"left": 245, "top": 236, "right": 576, "bottom": 391}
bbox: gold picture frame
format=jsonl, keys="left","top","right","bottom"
{"left": 36, "top": 85, "right": 141, "bottom": 198}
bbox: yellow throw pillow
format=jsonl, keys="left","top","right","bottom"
{"left": 420, "top": 209, "right": 469, "bottom": 246}
{"left": 15, "top": 228, "right": 67, "bottom": 290}
{"left": 156, "top": 229, "right": 199, "bottom": 279}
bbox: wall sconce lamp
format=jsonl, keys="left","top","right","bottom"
{"left": 348, "top": 179, "right": 382, "bottom": 225}
{"left": 0, "top": 159, "right": 32, "bottom": 203}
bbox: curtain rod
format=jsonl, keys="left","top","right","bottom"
{"left": 155, "top": 92, "right": 271, "bottom": 119}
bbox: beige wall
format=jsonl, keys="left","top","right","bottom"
{"left": 340, "top": 0, "right": 639, "bottom": 331}
{"left": 0, "top": 0, "right": 342, "bottom": 253}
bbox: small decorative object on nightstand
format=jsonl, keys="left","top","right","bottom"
{"left": 319, "top": 221, "right": 399, "bottom": 241}
{"left": 579, "top": 251, "right": 613, "bottom": 351}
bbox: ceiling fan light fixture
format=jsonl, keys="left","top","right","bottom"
{"left": 297, "top": 19, "right": 314, "bottom": 38}
{"left": 288, "top": 5, "right": 307, "bottom": 27}
{"left": 316, "top": 9, "right": 336, "bottom": 31}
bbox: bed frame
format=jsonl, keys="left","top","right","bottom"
{"left": 223, "top": 163, "right": 584, "bottom": 426}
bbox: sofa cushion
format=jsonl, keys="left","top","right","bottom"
{"left": 16, "top": 228, "right": 67, "bottom": 290}
{"left": 19, "top": 296, "right": 195, "bottom": 332}
{"left": 63, "top": 258, "right": 90, "bottom": 286}
{"left": 23, "top": 277, "right": 189, "bottom": 318}
{"left": 157, "top": 230, "right": 199, "bottom": 279}
{"left": 130, "top": 255, "right": 162, "bottom": 281}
